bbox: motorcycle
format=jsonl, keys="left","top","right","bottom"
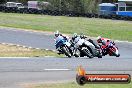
{"left": 74, "top": 38, "right": 102, "bottom": 58}
{"left": 101, "top": 42, "right": 120, "bottom": 57}
{"left": 55, "top": 38, "right": 73, "bottom": 58}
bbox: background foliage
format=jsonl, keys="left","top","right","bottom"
{"left": 0, "top": 0, "right": 118, "bottom": 13}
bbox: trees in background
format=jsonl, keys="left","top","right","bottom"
{"left": 0, "top": 0, "right": 117, "bottom": 13}
{"left": 44, "top": 0, "right": 101, "bottom": 13}
{"left": 0, "top": 0, "right": 6, "bottom": 4}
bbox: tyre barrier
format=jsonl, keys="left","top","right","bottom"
{"left": 0, "top": 6, "right": 132, "bottom": 21}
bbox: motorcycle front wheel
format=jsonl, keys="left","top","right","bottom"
{"left": 82, "top": 49, "right": 93, "bottom": 58}
{"left": 61, "top": 46, "right": 72, "bottom": 58}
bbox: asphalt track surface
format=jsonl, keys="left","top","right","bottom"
{"left": 0, "top": 27, "right": 132, "bottom": 88}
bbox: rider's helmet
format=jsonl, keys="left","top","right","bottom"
{"left": 72, "top": 33, "right": 78, "bottom": 38}
{"left": 71, "top": 33, "right": 78, "bottom": 41}
{"left": 80, "top": 33, "right": 86, "bottom": 39}
{"left": 54, "top": 30, "right": 60, "bottom": 37}
{"left": 97, "top": 36, "right": 102, "bottom": 43}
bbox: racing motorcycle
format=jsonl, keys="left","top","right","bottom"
{"left": 101, "top": 42, "right": 120, "bottom": 57}
{"left": 55, "top": 38, "right": 73, "bottom": 58}
{"left": 74, "top": 38, "right": 102, "bottom": 58}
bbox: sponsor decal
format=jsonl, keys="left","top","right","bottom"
{"left": 76, "top": 66, "right": 131, "bottom": 85}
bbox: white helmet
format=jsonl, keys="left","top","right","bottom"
{"left": 73, "top": 33, "right": 78, "bottom": 38}
{"left": 97, "top": 36, "right": 101, "bottom": 40}
{"left": 97, "top": 36, "right": 102, "bottom": 43}
{"left": 54, "top": 30, "right": 60, "bottom": 37}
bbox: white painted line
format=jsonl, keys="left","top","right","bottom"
{"left": 44, "top": 69, "right": 70, "bottom": 71}
{"left": 16, "top": 45, "right": 20, "bottom": 47}
{"left": 1, "top": 43, "right": 6, "bottom": 45}
{"left": 44, "top": 56, "right": 55, "bottom": 57}
{"left": 45, "top": 49, "right": 49, "bottom": 50}
{"left": 8, "top": 44, "right": 15, "bottom": 46}
{"left": 22, "top": 46, "right": 26, "bottom": 48}
{"left": 28, "top": 47, "right": 33, "bottom": 49}
{"left": 36, "top": 48, "right": 40, "bottom": 49}
{"left": 52, "top": 50, "right": 56, "bottom": 52}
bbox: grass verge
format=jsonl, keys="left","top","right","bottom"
{"left": 0, "top": 12, "right": 132, "bottom": 41}
{"left": 25, "top": 81, "right": 132, "bottom": 88}
{"left": 0, "top": 44, "right": 59, "bottom": 57}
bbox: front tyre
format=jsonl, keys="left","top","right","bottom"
{"left": 96, "top": 50, "right": 102, "bottom": 58}
{"left": 111, "top": 47, "right": 120, "bottom": 57}
{"left": 62, "top": 46, "right": 72, "bottom": 58}
{"left": 116, "top": 54, "right": 120, "bottom": 57}
{"left": 82, "top": 49, "right": 93, "bottom": 58}
{"left": 98, "top": 54, "right": 102, "bottom": 58}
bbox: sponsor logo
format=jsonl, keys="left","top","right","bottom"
{"left": 76, "top": 66, "right": 131, "bottom": 85}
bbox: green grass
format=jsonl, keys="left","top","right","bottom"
{"left": 0, "top": 44, "right": 60, "bottom": 57}
{"left": 29, "top": 81, "right": 132, "bottom": 88}
{"left": 0, "top": 12, "right": 132, "bottom": 41}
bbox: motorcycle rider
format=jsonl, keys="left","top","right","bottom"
{"left": 71, "top": 33, "right": 99, "bottom": 56}
{"left": 71, "top": 33, "right": 81, "bottom": 56}
{"left": 80, "top": 34, "right": 100, "bottom": 49}
{"left": 54, "top": 30, "right": 68, "bottom": 41}
{"left": 72, "top": 33, "right": 100, "bottom": 48}
{"left": 54, "top": 30, "right": 71, "bottom": 54}
{"left": 97, "top": 36, "right": 114, "bottom": 56}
